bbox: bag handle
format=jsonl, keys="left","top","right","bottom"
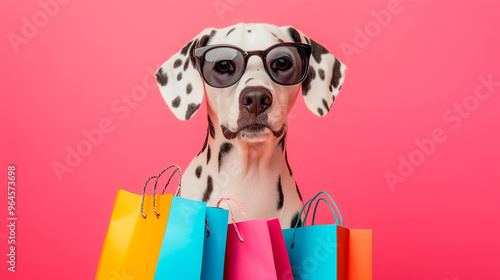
{"left": 148, "top": 164, "right": 212, "bottom": 236}
{"left": 289, "top": 191, "right": 344, "bottom": 249}
{"left": 151, "top": 165, "right": 182, "bottom": 218}
{"left": 310, "top": 198, "right": 339, "bottom": 226}
{"left": 140, "top": 175, "right": 158, "bottom": 219}
{"left": 156, "top": 164, "right": 182, "bottom": 196}
{"left": 303, "top": 191, "right": 344, "bottom": 227}
{"left": 217, "top": 198, "right": 247, "bottom": 243}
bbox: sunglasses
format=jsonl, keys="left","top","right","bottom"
{"left": 194, "top": 43, "right": 312, "bottom": 88}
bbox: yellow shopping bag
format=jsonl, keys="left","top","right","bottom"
{"left": 96, "top": 166, "right": 180, "bottom": 280}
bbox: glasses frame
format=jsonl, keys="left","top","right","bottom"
{"left": 193, "top": 42, "right": 312, "bottom": 88}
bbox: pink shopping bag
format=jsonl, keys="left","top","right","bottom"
{"left": 218, "top": 198, "right": 293, "bottom": 280}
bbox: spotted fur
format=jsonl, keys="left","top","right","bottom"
{"left": 155, "top": 23, "right": 348, "bottom": 229}
{"left": 218, "top": 143, "right": 233, "bottom": 172}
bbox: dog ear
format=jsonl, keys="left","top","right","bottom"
{"left": 155, "top": 28, "right": 216, "bottom": 120}
{"left": 281, "top": 26, "right": 348, "bottom": 117}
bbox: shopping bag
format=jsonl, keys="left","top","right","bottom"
{"left": 96, "top": 175, "right": 173, "bottom": 280}
{"left": 154, "top": 166, "right": 207, "bottom": 280}
{"left": 282, "top": 191, "right": 349, "bottom": 280}
{"left": 267, "top": 217, "right": 294, "bottom": 280}
{"left": 348, "top": 229, "right": 373, "bottom": 280}
{"left": 218, "top": 198, "right": 293, "bottom": 280}
{"left": 200, "top": 207, "right": 229, "bottom": 280}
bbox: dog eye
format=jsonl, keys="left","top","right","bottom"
{"left": 271, "top": 57, "right": 292, "bottom": 71}
{"left": 214, "top": 60, "right": 235, "bottom": 73}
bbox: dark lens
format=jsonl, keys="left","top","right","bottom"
{"left": 266, "top": 46, "right": 304, "bottom": 85}
{"left": 202, "top": 47, "right": 244, "bottom": 87}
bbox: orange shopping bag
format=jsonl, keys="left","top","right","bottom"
{"left": 348, "top": 229, "right": 373, "bottom": 280}
{"left": 95, "top": 165, "right": 180, "bottom": 280}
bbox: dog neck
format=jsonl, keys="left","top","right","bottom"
{"left": 207, "top": 115, "right": 288, "bottom": 177}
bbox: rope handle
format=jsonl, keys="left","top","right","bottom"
{"left": 140, "top": 165, "right": 182, "bottom": 219}
{"left": 217, "top": 198, "right": 248, "bottom": 242}
{"left": 152, "top": 165, "right": 182, "bottom": 218}
{"left": 290, "top": 191, "right": 344, "bottom": 249}
{"left": 140, "top": 175, "right": 158, "bottom": 219}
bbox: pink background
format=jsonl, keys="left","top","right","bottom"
{"left": 1, "top": 0, "right": 499, "bottom": 279}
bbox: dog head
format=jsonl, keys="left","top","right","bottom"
{"left": 156, "top": 23, "right": 347, "bottom": 143}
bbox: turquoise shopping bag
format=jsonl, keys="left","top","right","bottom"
{"left": 201, "top": 207, "right": 229, "bottom": 280}
{"left": 153, "top": 167, "right": 207, "bottom": 280}
{"left": 282, "top": 191, "right": 349, "bottom": 280}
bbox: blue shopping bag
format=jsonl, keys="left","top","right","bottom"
{"left": 201, "top": 207, "right": 229, "bottom": 280}
{"left": 282, "top": 191, "right": 349, "bottom": 280}
{"left": 153, "top": 166, "right": 207, "bottom": 280}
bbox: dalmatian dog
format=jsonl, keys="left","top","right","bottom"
{"left": 155, "top": 23, "right": 346, "bottom": 229}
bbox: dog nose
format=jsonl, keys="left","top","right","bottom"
{"left": 239, "top": 87, "right": 273, "bottom": 116}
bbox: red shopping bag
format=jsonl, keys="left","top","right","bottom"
{"left": 218, "top": 198, "right": 292, "bottom": 280}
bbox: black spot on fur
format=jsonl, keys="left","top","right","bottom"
{"left": 218, "top": 143, "right": 233, "bottom": 172}
{"left": 186, "top": 83, "right": 193, "bottom": 94}
{"left": 330, "top": 58, "right": 342, "bottom": 89}
{"left": 180, "top": 40, "right": 193, "bottom": 56}
{"left": 332, "top": 94, "right": 336, "bottom": 102}
{"left": 247, "top": 29, "right": 252, "bottom": 33}
{"left": 285, "top": 151, "right": 292, "bottom": 176}
{"left": 185, "top": 103, "right": 200, "bottom": 120}
{"left": 171, "top": 96, "right": 181, "bottom": 108}
{"left": 278, "top": 132, "right": 286, "bottom": 151}
{"left": 322, "top": 98, "right": 330, "bottom": 112}
{"left": 277, "top": 176, "right": 284, "bottom": 210}
{"left": 310, "top": 39, "right": 329, "bottom": 64}
{"left": 198, "top": 35, "right": 211, "bottom": 48}
{"left": 271, "top": 32, "right": 278, "bottom": 38}
{"left": 302, "top": 67, "right": 316, "bottom": 95}
{"left": 203, "top": 176, "right": 214, "bottom": 202}
{"left": 198, "top": 133, "right": 208, "bottom": 156}
{"left": 317, "top": 108, "right": 324, "bottom": 116}
{"left": 208, "top": 116, "right": 215, "bottom": 138}
{"left": 210, "top": 30, "right": 217, "bottom": 37}
{"left": 173, "top": 59, "right": 182, "bottom": 68}
{"left": 177, "top": 72, "right": 182, "bottom": 81}
{"left": 277, "top": 39, "right": 284, "bottom": 43}
{"left": 318, "top": 68, "right": 325, "bottom": 80}
{"left": 156, "top": 68, "right": 168, "bottom": 86}
{"left": 295, "top": 182, "right": 303, "bottom": 201}
{"left": 207, "top": 145, "right": 211, "bottom": 164}
{"left": 183, "top": 58, "right": 190, "bottom": 71}
{"left": 195, "top": 166, "right": 202, "bottom": 178}
{"left": 290, "top": 212, "right": 302, "bottom": 228}
{"left": 226, "top": 28, "right": 236, "bottom": 37}
{"left": 288, "top": 27, "right": 302, "bottom": 43}
{"left": 189, "top": 39, "right": 198, "bottom": 67}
